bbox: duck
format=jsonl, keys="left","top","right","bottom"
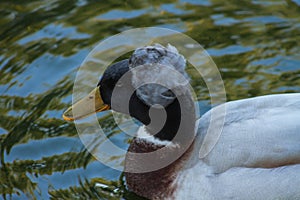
{"left": 63, "top": 44, "right": 300, "bottom": 200}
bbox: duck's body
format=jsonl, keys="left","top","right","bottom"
{"left": 126, "top": 93, "right": 300, "bottom": 199}
{"left": 63, "top": 44, "right": 300, "bottom": 200}
{"left": 182, "top": 93, "right": 300, "bottom": 200}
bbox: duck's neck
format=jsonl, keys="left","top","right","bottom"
{"left": 129, "top": 92, "right": 196, "bottom": 142}
{"left": 125, "top": 93, "right": 196, "bottom": 199}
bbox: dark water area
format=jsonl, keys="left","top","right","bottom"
{"left": 0, "top": 0, "right": 299, "bottom": 199}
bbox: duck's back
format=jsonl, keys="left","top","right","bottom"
{"left": 175, "top": 93, "right": 300, "bottom": 200}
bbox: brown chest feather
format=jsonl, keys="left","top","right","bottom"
{"left": 124, "top": 139, "right": 194, "bottom": 199}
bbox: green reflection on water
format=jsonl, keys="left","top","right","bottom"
{"left": 0, "top": 0, "right": 299, "bottom": 199}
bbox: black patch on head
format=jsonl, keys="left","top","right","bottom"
{"left": 97, "top": 59, "right": 183, "bottom": 141}
{"left": 98, "top": 59, "right": 129, "bottom": 105}
{"left": 97, "top": 58, "right": 194, "bottom": 143}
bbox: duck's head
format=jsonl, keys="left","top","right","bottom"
{"left": 63, "top": 44, "right": 195, "bottom": 141}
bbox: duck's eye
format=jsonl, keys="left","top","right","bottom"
{"left": 116, "top": 81, "right": 123, "bottom": 87}
{"left": 161, "top": 89, "right": 174, "bottom": 98}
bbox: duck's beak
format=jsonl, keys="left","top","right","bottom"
{"left": 63, "top": 86, "right": 110, "bottom": 121}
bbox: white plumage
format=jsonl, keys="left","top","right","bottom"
{"left": 126, "top": 45, "right": 300, "bottom": 199}
{"left": 145, "top": 93, "right": 300, "bottom": 199}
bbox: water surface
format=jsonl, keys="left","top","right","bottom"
{"left": 0, "top": 0, "right": 300, "bottom": 199}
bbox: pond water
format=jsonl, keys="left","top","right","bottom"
{"left": 0, "top": 0, "right": 300, "bottom": 199}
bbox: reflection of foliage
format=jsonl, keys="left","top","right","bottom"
{"left": 1, "top": 78, "right": 73, "bottom": 155}
{"left": 0, "top": 0, "right": 300, "bottom": 199}
{"left": 1, "top": 165, "right": 37, "bottom": 199}
{"left": 0, "top": 150, "right": 93, "bottom": 198}
{"left": 49, "top": 178, "right": 121, "bottom": 200}
{"left": 49, "top": 175, "right": 145, "bottom": 200}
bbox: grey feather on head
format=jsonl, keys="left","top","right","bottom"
{"left": 129, "top": 44, "right": 190, "bottom": 107}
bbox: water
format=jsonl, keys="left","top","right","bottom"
{"left": 0, "top": 0, "right": 299, "bottom": 199}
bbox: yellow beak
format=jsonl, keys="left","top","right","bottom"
{"left": 63, "top": 86, "right": 110, "bottom": 121}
